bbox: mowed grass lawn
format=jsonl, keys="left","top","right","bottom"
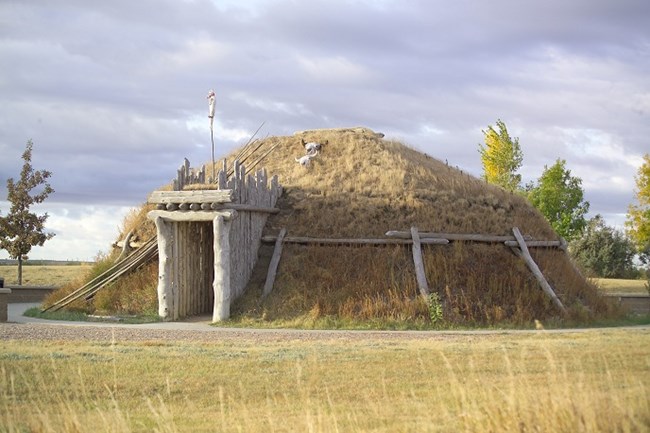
{"left": 0, "top": 264, "right": 90, "bottom": 287}
{"left": 1, "top": 329, "right": 648, "bottom": 432}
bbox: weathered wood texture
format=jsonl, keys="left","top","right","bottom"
{"left": 149, "top": 190, "right": 233, "bottom": 205}
{"left": 156, "top": 217, "right": 174, "bottom": 318}
{"left": 511, "top": 227, "right": 566, "bottom": 313}
{"left": 227, "top": 164, "right": 282, "bottom": 303}
{"left": 410, "top": 227, "right": 430, "bottom": 298}
{"left": 213, "top": 215, "right": 231, "bottom": 321}
{"left": 262, "top": 228, "right": 287, "bottom": 299}
{"left": 386, "top": 230, "right": 565, "bottom": 249}
{"left": 148, "top": 159, "right": 282, "bottom": 321}
{"left": 173, "top": 158, "right": 207, "bottom": 190}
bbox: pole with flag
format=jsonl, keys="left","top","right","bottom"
{"left": 207, "top": 89, "right": 216, "bottom": 181}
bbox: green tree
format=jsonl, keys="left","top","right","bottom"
{"left": 570, "top": 215, "right": 637, "bottom": 278}
{"left": 626, "top": 153, "right": 650, "bottom": 262}
{"left": 527, "top": 158, "right": 589, "bottom": 241}
{"left": 478, "top": 119, "right": 523, "bottom": 192}
{"left": 0, "top": 140, "right": 55, "bottom": 285}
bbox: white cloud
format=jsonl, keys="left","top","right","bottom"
{"left": 1, "top": 0, "right": 649, "bottom": 260}
{"left": 230, "top": 92, "right": 312, "bottom": 117}
{"left": 0, "top": 203, "right": 133, "bottom": 262}
{"left": 297, "top": 55, "right": 373, "bottom": 85}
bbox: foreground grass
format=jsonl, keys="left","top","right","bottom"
{"left": 594, "top": 278, "right": 648, "bottom": 295}
{"left": 0, "top": 264, "right": 91, "bottom": 287}
{"left": 1, "top": 328, "right": 648, "bottom": 432}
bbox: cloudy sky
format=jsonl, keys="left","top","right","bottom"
{"left": 1, "top": 0, "right": 648, "bottom": 261}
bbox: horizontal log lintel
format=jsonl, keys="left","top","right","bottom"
{"left": 148, "top": 190, "right": 233, "bottom": 205}
{"left": 147, "top": 209, "right": 236, "bottom": 222}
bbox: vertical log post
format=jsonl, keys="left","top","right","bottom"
{"left": 512, "top": 227, "right": 566, "bottom": 313}
{"left": 213, "top": 214, "right": 232, "bottom": 322}
{"left": 154, "top": 217, "right": 174, "bottom": 320}
{"left": 410, "top": 226, "right": 430, "bottom": 298}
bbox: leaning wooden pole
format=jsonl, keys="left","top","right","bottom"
{"left": 410, "top": 226, "right": 430, "bottom": 298}
{"left": 262, "top": 228, "right": 287, "bottom": 299}
{"left": 512, "top": 227, "right": 566, "bottom": 313}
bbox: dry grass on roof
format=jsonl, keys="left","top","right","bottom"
{"left": 223, "top": 127, "right": 555, "bottom": 240}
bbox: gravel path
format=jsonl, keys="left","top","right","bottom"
{"left": 2, "top": 303, "right": 648, "bottom": 343}
{"left": 0, "top": 322, "right": 468, "bottom": 343}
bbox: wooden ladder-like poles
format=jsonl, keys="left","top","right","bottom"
{"left": 260, "top": 227, "right": 567, "bottom": 313}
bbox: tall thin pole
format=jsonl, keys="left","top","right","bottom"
{"left": 207, "top": 89, "right": 216, "bottom": 182}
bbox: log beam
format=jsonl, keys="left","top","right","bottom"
{"left": 148, "top": 190, "right": 233, "bottom": 205}
{"left": 261, "top": 236, "right": 449, "bottom": 246}
{"left": 148, "top": 210, "right": 235, "bottom": 222}
{"left": 386, "top": 230, "right": 534, "bottom": 243}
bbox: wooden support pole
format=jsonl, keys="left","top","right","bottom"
{"left": 212, "top": 214, "right": 232, "bottom": 322}
{"left": 511, "top": 227, "right": 566, "bottom": 313}
{"left": 154, "top": 216, "right": 174, "bottom": 320}
{"left": 410, "top": 227, "right": 430, "bottom": 298}
{"left": 172, "top": 223, "right": 180, "bottom": 320}
{"left": 262, "top": 228, "right": 287, "bottom": 299}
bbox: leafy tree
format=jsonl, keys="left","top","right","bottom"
{"left": 626, "top": 153, "right": 650, "bottom": 262}
{"left": 478, "top": 119, "right": 523, "bottom": 192}
{"left": 570, "top": 215, "right": 637, "bottom": 278}
{"left": 0, "top": 140, "right": 55, "bottom": 284}
{"left": 526, "top": 158, "right": 589, "bottom": 241}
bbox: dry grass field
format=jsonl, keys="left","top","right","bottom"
{"left": 594, "top": 278, "right": 648, "bottom": 295}
{"left": 0, "top": 264, "right": 91, "bottom": 287}
{"left": 1, "top": 328, "right": 648, "bottom": 432}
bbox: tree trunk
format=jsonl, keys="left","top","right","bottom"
{"left": 17, "top": 256, "right": 23, "bottom": 286}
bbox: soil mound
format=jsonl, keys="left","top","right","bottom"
{"left": 48, "top": 127, "right": 614, "bottom": 326}
{"left": 227, "top": 127, "right": 611, "bottom": 326}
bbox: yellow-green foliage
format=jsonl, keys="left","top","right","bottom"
{"left": 1, "top": 329, "right": 648, "bottom": 432}
{"left": 626, "top": 153, "right": 650, "bottom": 252}
{"left": 478, "top": 120, "right": 523, "bottom": 192}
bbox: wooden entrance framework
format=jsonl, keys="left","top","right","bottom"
{"left": 148, "top": 159, "right": 281, "bottom": 322}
